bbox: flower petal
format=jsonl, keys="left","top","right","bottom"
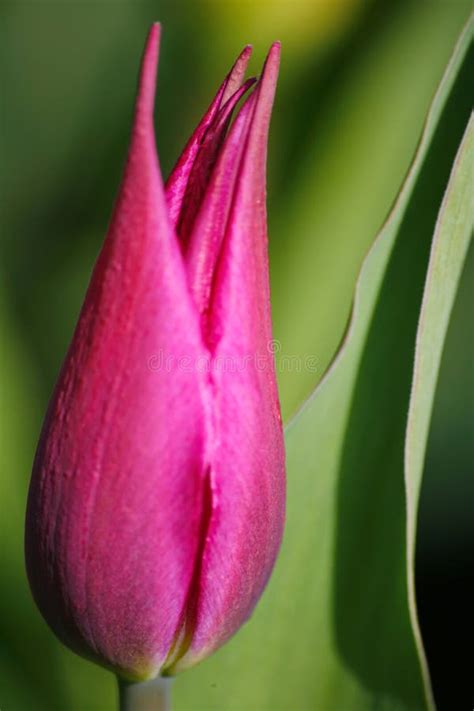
{"left": 176, "top": 77, "right": 256, "bottom": 255}
{"left": 25, "top": 24, "right": 209, "bottom": 680}
{"left": 165, "top": 45, "right": 253, "bottom": 239}
{"left": 172, "top": 43, "right": 285, "bottom": 672}
{"left": 185, "top": 89, "right": 258, "bottom": 330}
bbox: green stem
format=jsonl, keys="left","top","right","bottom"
{"left": 117, "top": 676, "right": 172, "bottom": 711}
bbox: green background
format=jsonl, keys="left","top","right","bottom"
{"left": 1, "top": 1, "right": 472, "bottom": 709}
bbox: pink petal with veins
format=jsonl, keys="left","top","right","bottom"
{"left": 165, "top": 45, "right": 252, "bottom": 232}
{"left": 25, "top": 25, "right": 285, "bottom": 681}
{"left": 26, "top": 24, "right": 209, "bottom": 680}
{"left": 170, "top": 43, "right": 284, "bottom": 672}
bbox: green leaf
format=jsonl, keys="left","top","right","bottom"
{"left": 174, "top": 17, "right": 473, "bottom": 711}
{"left": 271, "top": 1, "right": 471, "bottom": 419}
{"left": 404, "top": 112, "right": 473, "bottom": 707}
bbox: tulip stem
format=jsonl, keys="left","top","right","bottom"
{"left": 117, "top": 676, "right": 172, "bottom": 711}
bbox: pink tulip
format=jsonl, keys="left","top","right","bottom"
{"left": 25, "top": 23, "right": 285, "bottom": 682}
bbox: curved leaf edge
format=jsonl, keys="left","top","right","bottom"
{"left": 285, "top": 15, "right": 473, "bottom": 437}
{"left": 404, "top": 112, "right": 473, "bottom": 711}
{"left": 285, "top": 15, "right": 473, "bottom": 711}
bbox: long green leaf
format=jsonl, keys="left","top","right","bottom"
{"left": 404, "top": 112, "right": 473, "bottom": 708}
{"left": 271, "top": 1, "right": 471, "bottom": 419}
{"left": 174, "top": 17, "right": 472, "bottom": 711}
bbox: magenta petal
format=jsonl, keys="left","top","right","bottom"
{"left": 175, "top": 77, "right": 256, "bottom": 255}
{"left": 165, "top": 45, "right": 252, "bottom": 235}
{"left": 220, "top": 44, "right": 253, "bottom": 104}
{"left": 25, "top": 24, "right": 209, "bottom": 680}
{"left": 26, "top": 26, "right": 285, "bottom": 681}
{"left": 185, "top": 90, "right": 257, "bottom": 324}
{"left": 172, "top": 43, "right": 285, "bottom": 672}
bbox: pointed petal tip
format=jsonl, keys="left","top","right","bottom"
{"left": 232, "top": 44, "right": 252, "bottom": 65}
{"left": 255, "top": 41, "right": 280, "bottom": 97}
{"left": 145, "top": 22, "right": 161, "bottom": 53}
{"left": 221, "top": 44, "right": 253, "bottom": 105}
{"left": 218, "top": 76, "right": 257, "bottom": 120}
{"left": 232, "top": 75, "right": 258, "bottom": 100}
{"left": 266, "top": 41, "right": 281, "bottom": 66}
{"left": 135, "top": 24, "right": 162, "bottom": 121}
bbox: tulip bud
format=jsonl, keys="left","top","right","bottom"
{"left": 25, "top": 23, "right": 285, "bottom": 682}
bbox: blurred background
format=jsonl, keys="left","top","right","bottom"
{"left": 0, "top": 1, "right": 472, "bottom": 709}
